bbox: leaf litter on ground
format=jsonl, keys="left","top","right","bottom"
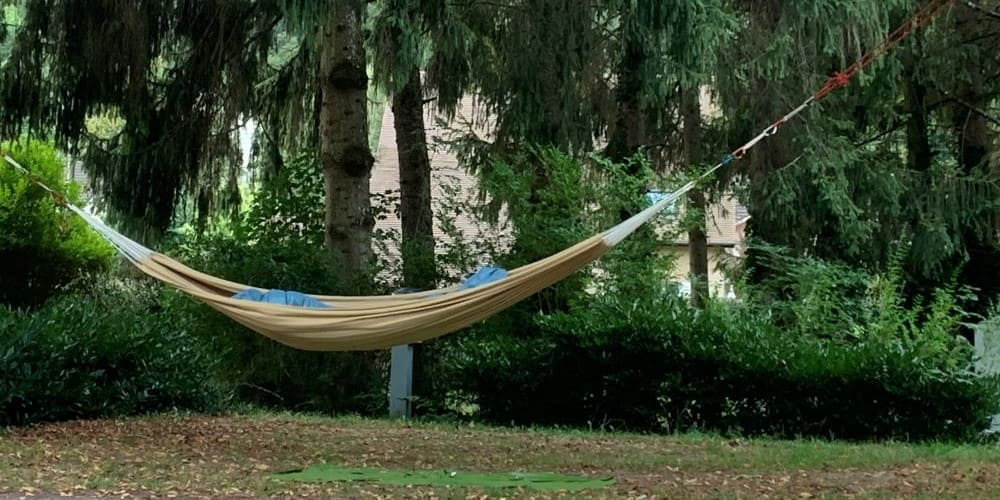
{"left": 3, "top": 413, "right": 1000, "bottom": 498}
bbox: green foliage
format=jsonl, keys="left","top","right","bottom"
{"left": 242, "top": 153, "right": 326, "bottom": 248}
{"left": 425, "top": 193, "right": 996, "bottom": 441}
{"left": 744, "top": 244, "right": 981, "bottom": 357}
{"left": 425, "top": 0, "right": 735, "bottom": 162}
{"left": 419, "top": 171, "right": 508, "bottom": 285}
{"left": 0, "top": 139, "right": 113, "bottom": 308}
{"left": 714, "top": 0, "right": 1000, "bottom": 314}
{"left": 236, "top": 150, "right": 398, "bottom": 290}
{"left": 468, "top": 147, "right": 662, "bottom": 309}
{"left": 160, "top": 165, "right": 391, "bottom": 415}
{"left": 481, "top": 148, "right": 594, "bottom": 268}
{"left": 0, "top": 277, "right": 223, "bottom": 426}
{"left": 1, "top": 0, "right": 279, "bottom": 231}
{"left": 410, "top": 149, "right": 672, "bottom": 413}
{"left": 174, "top": 295, "right": 387, "bottom": 415}
{"left": 160, "top": 237, "right": 387, "bottom": 415}
{"left": 742, "top": 245, "right": 875, "bottom": 341}
{"left": 369, "top": 0, "right": 428, "bottom": 94}
{"left": 433, "top": 289, "right": 997, "bottom": 441}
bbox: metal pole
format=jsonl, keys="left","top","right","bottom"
{"left": 388, "top": 343, "right": 414, "bottom": 419}
{"left": 388, "top": 287, "right": 423, "bottom": 419}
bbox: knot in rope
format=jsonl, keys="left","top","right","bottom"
{"left": 832, "top": 71, "right": 851, "bottom": 87}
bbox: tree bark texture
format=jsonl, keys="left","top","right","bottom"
{"left": 902, "top": 65, "right": 932, "bottom": 173}
{"left": 392, "top": 69, "right": 437, "bottom": 290}
{"left": 951, "top": 6, "right": 999, "bottom": 322}
{"left": 318, "top": 1, "right": 375, "bottom": 284}
{"left": 682, "top": 87, "right": 709, "bottom": 308}
{"left": 606, "top": 32, "right": 647, "bottom": 165}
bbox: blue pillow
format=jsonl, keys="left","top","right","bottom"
{"left": 232, "top": 288, "right": 330, "bottom": 309}
{"left": 459, "top": 266, "right": 508, "bottom": 289}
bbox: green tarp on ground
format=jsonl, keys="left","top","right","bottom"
{"left": 274, "top": 464, "right": 614, "bottom": 491}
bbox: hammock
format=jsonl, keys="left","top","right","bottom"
{"left": 5, "top": 163, "right": 690, "bottom": 351}
{"left": 1, "top": 0, "right": 953, "bottom": 351}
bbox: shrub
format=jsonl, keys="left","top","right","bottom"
{"left": 434, "top": 294, "right": 687, "bottom": 430}
{"left": 0, "top": 277, "right": 223, "bottom": 426}
{"left": 0, "top": 139, "right": 113, "bottom": 308}
{"left": 412, "top": 146, "right": 998, "bottom": 441}
{"left": 472, "top": 147, "right": 659, "bottom": 311}
{"left": 412, "top": 148, "right": 672, "bottom": 414}
{"left": 241, "top": 153, "right": 326, "bottom": 248}
{"left": 163, "top": 283, "right": 388, "bottom": 416}
{"left": 740, "top": 245, "right": 873, "bottom": 342}
{"left": 434, "top": 291, "right": 998, "bottom": 441}
{"left": 163, "top": 224, "right": 388, "bottom": 416}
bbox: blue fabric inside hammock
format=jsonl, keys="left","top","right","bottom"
{"left": 232, "top": 288, "right": 330, "bottom": 308}
{"left": 232, "top": 266, "right": 507, "bottom": 307}
{"left": 459, "top": 266, "right": 508, "bottom": 289}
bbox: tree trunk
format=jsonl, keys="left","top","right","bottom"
{"left": 687, "top": 189, "right": 710, "bottom": 306}
{"left": 392, "top": 69, "right": 437, "bottom": 290}
{"left": 318, "top": 1, "right": 375, "bottom": 286}
{"left": 606, "top": 27, "right": 649, "bottom": 225}
{"left": 740, "top": 93, "right": 798, "bottom": 285}
{"left": 606, "top": 31, "right": 646, "bottom": 165}
{"left": 897, "top": 54, "right": 940, "bottom": 304}
{"left": 682, "top": 87, "right": 709, "bottom": 308}
{"left": 741, "top": 4, "right": 796, "bottom": 270}
{"left": 392, "top": 70, "right": 438, "bottom": 412}
{"left": 952, "top": 77, "right": 989, "bottom": 175}
{"left": 951, "top": 6, "right": 998, "bottom": 324}
{"left": 902, "top": 69, "right": 932, "bottom": 173}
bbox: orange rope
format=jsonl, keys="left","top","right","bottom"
{"left": 812, "top": 0, "right": 958, "bottom": 100}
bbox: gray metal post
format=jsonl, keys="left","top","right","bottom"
{"left": 389, "top": 343, "right": 414, "bottom": 419}
{"left": 975, "top": 321, "right": 1000, "bottom": 375}
{"left": 974, "top": 321, "right": 1000, "bottom": 435}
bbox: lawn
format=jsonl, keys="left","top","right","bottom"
{"left": 3, "top": 412, "right": 1000, "bottom": 498}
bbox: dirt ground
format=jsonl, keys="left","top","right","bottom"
{"left": 2, "top": 414, "right": 1000, "bottom": 498}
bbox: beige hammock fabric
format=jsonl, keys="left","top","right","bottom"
{"left": 6, "top": 154, "right": 693, "bottom": 351}
{"left": 130, "top": 234, "right": 610, "bottom": 351}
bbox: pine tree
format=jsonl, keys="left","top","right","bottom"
{"left": 0, "top": 0, "right": 279, "bottom": 232}
{"left": 315, "top": 0, "right": 376, "bottom": 285}
{"left": 371, "top": 0, "right": 439, "bottom": 290}
{"left": 0, "top": 0, "right": 384, "bottom": 285}
{"left": 715, "top": 0, "right": 999, "bottom": 311}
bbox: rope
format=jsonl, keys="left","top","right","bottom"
{"left": 2, "top": 154, "right": 70, "bottom": 206}
{"left": 963, "top": 0, "right": 1000, "bottom": 20}
{"left": 813, "top": 0, "right": 958, "bottom": 100}
{"left": 722, "top": 0, "right": 957, "bottom": 163}
{"left": 606, "top": 0, "right": 958, "bottom": 246}
{"left": 2, "top": 154, "right": 152, "bottom": 263}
